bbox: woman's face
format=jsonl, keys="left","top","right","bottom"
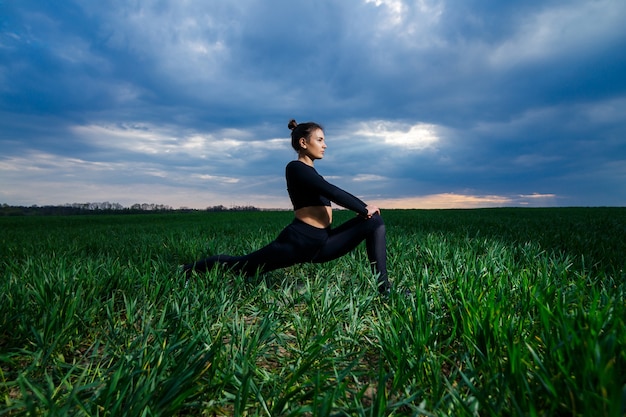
{"left": 301, "top": 128, "right": 327, "bottom": 160}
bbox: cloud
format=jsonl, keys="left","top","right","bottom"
{"left": 488, "top": 0, "right": 626, "bottom": 69}
{"left": 363, "top": 0, "right": 444, "bottom": 42}
{"left": 355, "top": 121, "right": 441, "bottom": 150}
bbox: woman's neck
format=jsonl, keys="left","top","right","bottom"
{"left": 298, "top": 154, "right": 314, "bottom": 167}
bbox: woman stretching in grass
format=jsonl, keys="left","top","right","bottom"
{"left": 184, "top": 119, "right": 391, "bottom": 294}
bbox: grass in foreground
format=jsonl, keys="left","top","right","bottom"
{"left": 1, "top": 208, "right": 625, "bottom": 416}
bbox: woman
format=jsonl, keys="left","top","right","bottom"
{"left": 184, "top": 119, "right": 391, "bottom": 294}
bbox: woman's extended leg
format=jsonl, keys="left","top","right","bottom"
{"left": 184, "top": 219, "right": 327, "bottom": 277}
{"left": 312, "top": 214, "right": 389, "bottom": 292}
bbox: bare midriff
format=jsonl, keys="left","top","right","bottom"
{"left": 295, "top": 206, "right": 332, "bottom": 229}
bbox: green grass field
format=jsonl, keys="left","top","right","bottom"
{"left": 1, "top": 208, "right": 625, "bottom": 416}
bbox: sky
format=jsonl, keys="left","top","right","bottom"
{"left": 1, "top": 0, "right": 625, "bottom": 210}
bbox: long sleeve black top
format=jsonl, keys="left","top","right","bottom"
{"left": 285, "top": 160, "right": 368, "bottom": 216}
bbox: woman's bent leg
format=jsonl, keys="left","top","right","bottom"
{"left": 313, "top": 214, "right": 389, "bottom": 292}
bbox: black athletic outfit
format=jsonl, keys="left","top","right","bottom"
{"left": 186, "top": 160, "right": 389, "bottom": 292}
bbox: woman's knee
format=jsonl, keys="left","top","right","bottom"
{"left": 367, "top": 213, "right": 385, "bottom": 230}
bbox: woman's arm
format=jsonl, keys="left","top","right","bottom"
{"left": 289, "top": 162, "right": 369, "bottom": 215}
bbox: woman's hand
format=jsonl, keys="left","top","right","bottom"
{"left": 365, "top": 205, "right": 380, "bottom": 218}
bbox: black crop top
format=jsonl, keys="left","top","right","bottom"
{"left": 285, "top": 160, "right": 368, "bottom": 216}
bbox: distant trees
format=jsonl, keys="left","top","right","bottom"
{"left": 0, "top": 202, "right": 261, "bottom": 216}
{"left": 128, "top": 203, "right": 173, "bottom": 211}
{"left": 68, "top": 202, "right": 126, "bottom": 211}
{"left": 205, "top": 205, "right": 260, "bottom": 212}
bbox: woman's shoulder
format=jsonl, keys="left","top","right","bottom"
{"left": 286, "top": 160, "right": 320, "bottom": 181}
{"left": 286, "top": 160, "right": 312, "bottom": 172}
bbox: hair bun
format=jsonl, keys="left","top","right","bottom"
{"left": 288, "top": 119, "right": 298, "bottom": 131}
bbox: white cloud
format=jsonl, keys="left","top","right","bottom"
{"left": 364, "top": 0, "right": 406, "bottom": 26}
{"left": 519, "top": 193, "right": 556, "bottom": 199}
{"left": 0, "top": 152, "right": 121, "bottom": 174}
{"left": 70, "top": 123, "right": 289, "bottom": 158}
{"left": 353, "top": 174, "right": 387, "bottom": 182}
{"left": 72, "top": 123, "right": 180, "bottom": 155}
{"left": 362, "top": 0, "right": 445, "bottom": 47}
{"left": 356, "top": 120, "right": 441, "bottom": 150}
{"left": 191, "top": 174, "right": 239, "bottom": 184}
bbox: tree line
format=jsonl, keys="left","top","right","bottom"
{"left": 0, "top": 202, "right": 260, "bottom": 216}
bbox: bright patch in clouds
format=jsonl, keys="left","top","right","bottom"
{"left": 365, "top": 0, "right": 405, "bottom": 25}
{"left": 520, "top": 193, "right": 556, "bottom": 199}
{"left": 354, "top": 174, "right": 387, "bottom": 182}
{"left": 357, "top": 121, "right": 441, "bottom": 150}
{"left": 362, "top": 0, "right": 445, "bottom": 50}
{"left": 192, "top": 174, "right": 240, "bottom": 184}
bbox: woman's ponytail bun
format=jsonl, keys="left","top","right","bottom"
{"left": 288, "top": 119, "right": 298, "bottom": 131}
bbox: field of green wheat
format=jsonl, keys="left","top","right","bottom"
{"left": 1, "top": 208, "right": 625, "bottom": 416}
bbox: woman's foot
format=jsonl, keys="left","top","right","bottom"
{"left": 182, "top": 264, "right": 193, "bottom": 280}
{"left": 378, "top": 281, "right": 411, "bottom": 297}
{"left": 378, "top": 279, "right": 391, "bottom": 295}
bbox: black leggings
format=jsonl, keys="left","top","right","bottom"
{"left": 186, "top": 213, "right": 389, "bottom": 291}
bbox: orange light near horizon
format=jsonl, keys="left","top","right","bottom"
{"left": 373, "top": 192, "right": 558, "bottom": 209}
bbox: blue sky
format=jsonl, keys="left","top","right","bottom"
{"left": 1, "top": 0, "right": 625, "bottom": 209}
